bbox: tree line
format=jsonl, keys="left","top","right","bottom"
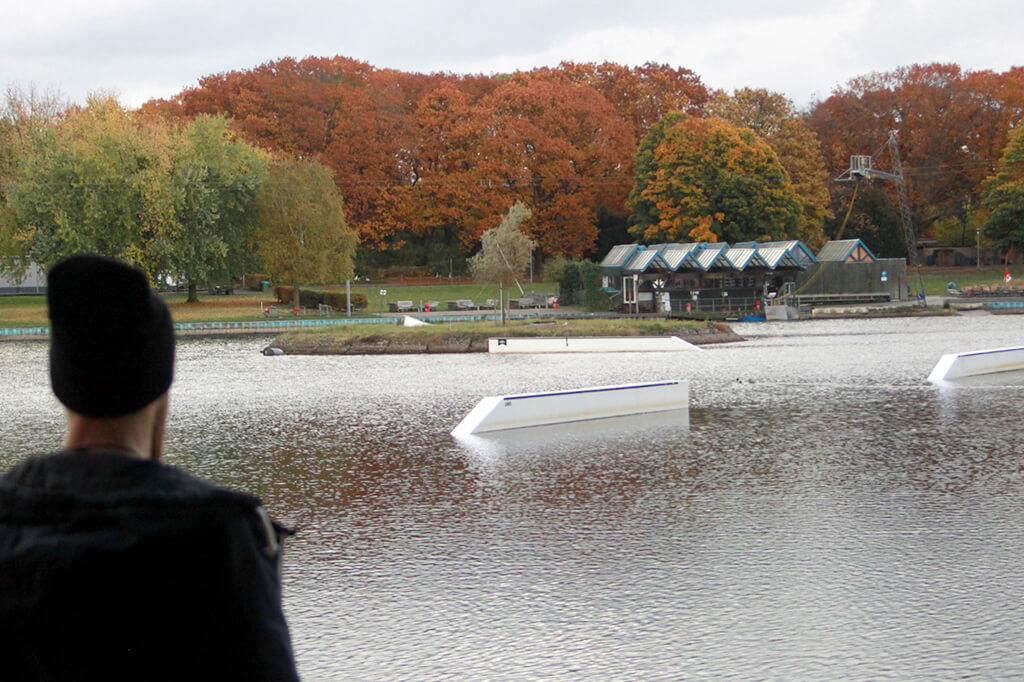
{"left": 0, "top": 91, "right": 357, "bottom": 301}
{"left": 3, "top": 58, "right": 1024, "bottom": 291}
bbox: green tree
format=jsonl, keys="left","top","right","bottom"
{"left": 628, "top": 112, "right": 685, "bottom": 237}
{"left": 710, "top": 88, "right": 832, "bottom": 248}
{"left": 469, "top": 201, "right": 535, "bottom": 321}
{"left": 0, "top": 87, "right": 69, "bottom": 277}
{"left": 7, "top": 96, "right": 163, "bottom": 272}
{"left": 983, "top": 126, "right": 1024, "bottom": 255}
{"left": 156, "top": 114, "right": 268, "bottom": 301}
{"left": 254, "top": 157, "right": 357, "bottom": 309}
{"left": 628, "top": 115, "right": 801, "bottom": 244}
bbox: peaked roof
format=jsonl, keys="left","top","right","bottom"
{"left": 816, "top": 239, "right": 877, "bottom": 262}
{"left": 600, "top": 244, "right": 643, "bottom": 268}
{"left": 601, "top": 239, "right": 815, "bottom": 274}
{"left": 694, "top": 243, "right": 730, "bottom": 271}
{"left": 623, "top": 249, "right": 671, "bottom": 272}
{"left": 653, "top": 243, "right": 705, "bottom": 270}
{"left": 724, "top": 247, "right": 768, "bottom": 270}
{"left": 751, "top": 240, "right": 816, "bottom": 265}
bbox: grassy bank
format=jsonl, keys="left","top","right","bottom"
{"left": 273, "top": 318, "right": 741, "bottom": 355}
{"left": 918, "top": 265, "right": 1022, "bottom": 293}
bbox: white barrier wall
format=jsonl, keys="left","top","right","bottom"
{"left": 451, "top": 381, "right": 690, "bottom": 436}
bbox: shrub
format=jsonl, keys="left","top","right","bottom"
{"left": 324, "top": 291, "right": 368, "bottom": 310}
{"left": 276, "top": 287, "right": 367, "bottom": 310}
{"left": 244, "top": 273, "right": 270, "bottom": 291}
{"left": 298, "top": 289, "right": 323, "bottom": 307}
{"left": 555, "top": 260, "right": 605, "bottom": 310}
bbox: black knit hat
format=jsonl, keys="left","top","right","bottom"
{"left": 48, "top": 255, "right": 175, "bottom": 417}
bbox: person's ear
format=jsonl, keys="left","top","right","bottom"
{"left": 150, "top": 392, "right": 170, "bottom": 460}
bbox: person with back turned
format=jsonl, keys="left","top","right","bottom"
{"left": 0, "top": 255, "right": 300, "bottom": 681}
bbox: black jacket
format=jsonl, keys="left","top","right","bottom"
{"left": 0, "top": 451, "right": 300, "bottom": 681}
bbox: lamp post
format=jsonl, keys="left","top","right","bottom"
{"left": 976, "top": 229, "right": 981, "bottom": 270}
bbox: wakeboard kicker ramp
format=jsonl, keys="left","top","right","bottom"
{"left": 451, "top": 380, "right": 690, "bottom": 437}
{"left": 488, "top": 336, "right": 701, "bottom": 353}
{"left": 928, "top": 346, "right": 1024, "bottom": 383}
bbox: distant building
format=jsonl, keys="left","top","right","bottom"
{"left": 795, "top": 239, "right": 906, "bottom": 303}
{"left": 0, "top": 262, "right": 46, "bottom": 295}
{"left": 599, "top": 239, "right": 907, "bottom": 315}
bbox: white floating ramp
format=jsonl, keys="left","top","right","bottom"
{"left": 488, "top": 336, "right": 701, "bottom": 353}
{"left": 928, "top": 346, "right": 1024, "bottom": 382}
{"left": 451, "top": 380, "right": 689, "bottom": 436}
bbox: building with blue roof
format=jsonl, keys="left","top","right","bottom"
{"left": 599, "top": 239, "right": 907, "bottom": 314}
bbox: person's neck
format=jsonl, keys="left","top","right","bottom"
{"left": 66, "top": 442, "right": 146, "bottom": 459}
{"left": 63, "top": 413, "right": 157, "bottom": 460}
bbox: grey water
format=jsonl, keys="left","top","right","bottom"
{"left": 4, "top": 315, "right": 1024, "bottom": 680}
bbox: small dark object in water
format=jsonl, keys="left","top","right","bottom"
{"left": 262, "top": 346, "right": 284, "bottom": 356}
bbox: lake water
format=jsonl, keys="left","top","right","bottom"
{"left": 4, "top": 315, "right": 1024, "bottom": 680}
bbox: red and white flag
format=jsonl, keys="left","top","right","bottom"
{"left": 1005, "top": 268, "right": 1013, "bottom": 284}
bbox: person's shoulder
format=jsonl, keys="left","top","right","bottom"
{"left": 2, "top": 450, "right": 260, "bottom": 512}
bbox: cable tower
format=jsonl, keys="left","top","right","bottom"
{"left": 836, "top": 130, "right": 926, "bottom": 305}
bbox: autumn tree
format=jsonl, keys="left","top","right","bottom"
{"left": 145, "top": 57, "right": 443, "bottom": 253}
{"left": 807, "top": 63, "right": 1020, "bottom": 256}
{"left": 255, "top": 157, "right": 357, "bottom": 308}
{"left": 397, "top": 85, "right": 480, "bottom": 272}
{"left": 454, "top": 75, "right": 635, "bottom": 260}
{"left": 154, "top": 114, "right": 268, "bottom": 301}
{"left": 549, "top": 61, "right": 709, "bottom": 141}
{"left": 6, "top": 96, "right": 165, "bottom": 272}
{"left": 138, "top": 57, "right": 650, "bottom": 265}
{"left": 709, "top": 88, "right": 832, "bottom": 247}
{"left": 629, "top": 115, "right": 801, "bottom": 244}
{"left": 982, "top": 126, "right": 1024, "bottom": 255}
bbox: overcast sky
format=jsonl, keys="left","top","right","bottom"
{"left": 3, "top": 0, "right": 1022, "bottom": 110}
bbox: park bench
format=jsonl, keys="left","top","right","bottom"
{"left": 512, "top": 293, "right": 558, "bottom": 309}
{"left": 446, "top": 299, "right": 477, "bottom": 311}
{"left": 389, "top": 300, "right": 416, "bottom": 312}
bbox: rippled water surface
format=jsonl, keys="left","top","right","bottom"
{"left": 4, "top": 315, "right": 1024, "bottom": 680}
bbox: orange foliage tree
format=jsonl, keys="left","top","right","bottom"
{"left": 628, "top": 114, "right": 801, "bottom": 244}
{"left": 140, "top": 56, "right": 709, "bottom": 268}
{"left": 453, "top": 74, "right": 636, "bottom": 259}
